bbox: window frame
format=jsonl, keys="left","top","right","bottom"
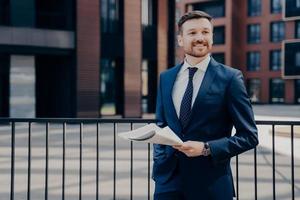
{"left": 247, "top": 51, "right": 261, "bottom": 71}
{"left": 270, "top": 50, "right": 281, "bottom": 71}
{"left": 247, "top": 24, "right": 261, "bottom": 44}
{"left": 270, "top": 21, "right": 285, "bottom": 42}
{"left": 248, "top": 0, "right": 262, "bottom": 17}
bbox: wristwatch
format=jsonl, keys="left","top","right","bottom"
{"left": 202, "top": 142, "right": 211, "bottom": 156}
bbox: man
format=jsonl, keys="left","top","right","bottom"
{"left": 153, "top": 10, "right": 258, "bottom": 200}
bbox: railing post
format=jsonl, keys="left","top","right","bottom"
{"left": 113, "top": 123, "right": 116, "bottom": 200}
{"left": 147, "top": 143, "right": 151, "bottom": 200}
{"left": 291, "top": 125, "right": 295, "bottom": 200}
{"left": 45, "top": 123, "right": 49, "bottom": 200}
{"left": 10, "top": 122, "right": 15, "bottom": 200}
{"left": 27, "top": 122, "right": 32, "bottom": 200}
{"left": 254, "top": 147, "right": 257, "bottom": 200}
{"left": 96, "top": 123, "right": 100, "bottom": 200}
{"left": 272, "top": 124, "right": 276, "bottom": 200}
{"left": 79, "top": 123, "right": 83, "bottom": 200}
{"left": 236, "top": 155, "right": 239, "bottom": 200}
{"left": 130, "top": 123, "right": 133, "bottom": 200}
{"left": 62, "top": 123, "right": 66, "bottom": 200}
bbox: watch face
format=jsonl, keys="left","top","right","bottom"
{"left": 204, "top": 143, "right": 209, "bottom": 149}
{"left": 203, "top": 143, "right": 211, "bottom": 156}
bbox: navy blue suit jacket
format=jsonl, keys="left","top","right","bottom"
{"left": 152, "top": 58, "right": 258, "bottom": 199}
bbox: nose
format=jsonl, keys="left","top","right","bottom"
{"left": 195, "top": 33, "right": 204, "bottom": 42}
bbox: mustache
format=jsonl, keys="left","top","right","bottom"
{"left": 192, "top": 41, "right": 207, "bottom": 45}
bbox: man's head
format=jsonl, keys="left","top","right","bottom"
{"left": 177, "top": 11, "right": 214, "bottom": 59}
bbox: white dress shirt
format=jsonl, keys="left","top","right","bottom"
{"left": 172, "top": 56, "right": 211, "bottom": 117}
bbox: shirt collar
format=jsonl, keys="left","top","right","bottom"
{"left": 180, "top": 55, "right": 211, "bottom": 74}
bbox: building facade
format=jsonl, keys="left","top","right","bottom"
{"left": 0, "top": 0, "right": 175, "bottom": 118}
{"left": 176, "top": 0, "right": 300, "bottom": 104}
{"left": 0, "top": 0, "right": 299, "bottom": 118}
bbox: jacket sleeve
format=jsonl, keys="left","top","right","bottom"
{"left": 153, "top": 74, "right": 167, "bottom": 160}
{"left": 208, "top": 70, "right": 259, "bottom": 164}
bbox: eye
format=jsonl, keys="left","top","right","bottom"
{"left": 188, "top": 31, "right": 196, "bottom": 35}
{"left": 203, "top": 31, "right": 210, "bottom": 34}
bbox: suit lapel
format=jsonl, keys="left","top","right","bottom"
{"left": 164, "top": 63, "right": 183, "bottom": 133}
{"left": 190, "top": 58, "right": 218, "bottom": 120}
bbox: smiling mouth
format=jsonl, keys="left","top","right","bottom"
{"left": 193, "top": 42, "right": 206, "bottom": 47}
{"left": 194, "top": 44, "right": 206, "bottom": 48}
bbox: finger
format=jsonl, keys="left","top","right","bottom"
{"left": 173, "top": 145, "right": 182, "bottom": 148}
{"left": 177, "top": 148, "right": 189, "bottom": 153}
{"left": 173, "top": 146, "right": 182, "bottom": 150}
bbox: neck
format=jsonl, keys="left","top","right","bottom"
{"left": 185, "top": 54, "right": 209, "bottom": 66}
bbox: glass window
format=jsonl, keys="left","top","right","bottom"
{"left": 142, "top": 0, "right": 154, "bottom": 26}
{"left": 270, "top": 78, "right": 285, "bottom": 103}
{"left": 270, "top": 21, "right": 285, "bottom": 42}
{"left": 296, "top": 21, "right": 300, "bottom": 39}
{"left": 213, "top": 26, "right": 225, "bottom": 45}
{"left": 100, "top": 59, "right": 116, "bottom": 115}
{"left": 296, "top": 52, "right": 300, "bottom": 67}
{"left": 36, "top": 0, "right": 75, "bottom": 30}
{"left": 0, "top": 54, "right": 9, "bottom": 117}
{"left": 295, "top": 80, "right": 300, "bottom": 103}
{"left": 248, "top": 0, "right": 261, "bottom": 16}
{"left": 247, "top": 79, "right": 261, "bottom": 103}
{"left": 142, "top": 60, "right": 148, "bottom": 113}
{"left": 0, "top": 0, "right": 10, "bottom": 25}
{"left": 247, "top": 52, "right": 261, "bottom": 71}
{"left": 212, "top": 53, "right": 225, "bottom": 64}
{"left": 271, "top": 0, "right": 282, "bottom": 13}
{"left": 283, "top": 43, "right": 300, "bottom": 77}
{"left": 247, "top": 24, "right": 261, "bottom": 44}
{"left": 192, "top": 0, "right": 225, "bottom": 18}
{"left": 101, "top": 0, "right": 121, "bottom": 33}
{"left": 285, "top": 0, "right": 300, "bottom": 18}
{"left": 270, "top": 50, "right": 281, "bottom": 71}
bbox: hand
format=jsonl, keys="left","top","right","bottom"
{"left": 173, "top": 141, "right": 205, "bottom": 157}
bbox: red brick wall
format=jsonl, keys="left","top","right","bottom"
{"left": 76, "top": 0, "right": 100, "bottom": 117}
{"left": 284, "top": 21, "right": 296, "bottom": 103}
{"left": 157, "top": 0, "right": 169, "bottom": 74}
{"left": 124, "top": 0, "right": 142, "bottom": 117}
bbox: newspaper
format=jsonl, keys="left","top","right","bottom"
{"left": 118, "top": 123, "right": 183, "bottom": 146}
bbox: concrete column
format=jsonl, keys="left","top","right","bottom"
{"left": 10, "top": 55, "right": 35, "bottom": 118}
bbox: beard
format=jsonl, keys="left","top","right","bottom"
{"left": 184, "top": 41, "right": 211, "bottom": 58}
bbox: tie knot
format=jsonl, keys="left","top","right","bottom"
{"left": 188, "top": 67, "right": 198, "bottom": 79}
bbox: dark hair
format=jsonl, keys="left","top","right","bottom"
{"left": 177, "top": 10, "right": 213, "bottom": 34}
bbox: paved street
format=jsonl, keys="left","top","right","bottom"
{"left": 253, "top": 105, "right": 300, "bottom": 119}
{"left": 0, "top": 105, "right": 300, "bottom": 200}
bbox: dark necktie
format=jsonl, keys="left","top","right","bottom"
{"left": 179, "top": 67, "right": 198, "bottom": 129}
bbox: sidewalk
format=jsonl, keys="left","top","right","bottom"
{"left": 253, "top": 105, "right": 300, "bottom": 119}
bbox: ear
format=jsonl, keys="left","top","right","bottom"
{"left": 177, "top": 34, "right": 183, "bottom": 47}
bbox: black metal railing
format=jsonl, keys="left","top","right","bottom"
{"left": 0, "top": 118, "right": 299, "bottom": 200}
